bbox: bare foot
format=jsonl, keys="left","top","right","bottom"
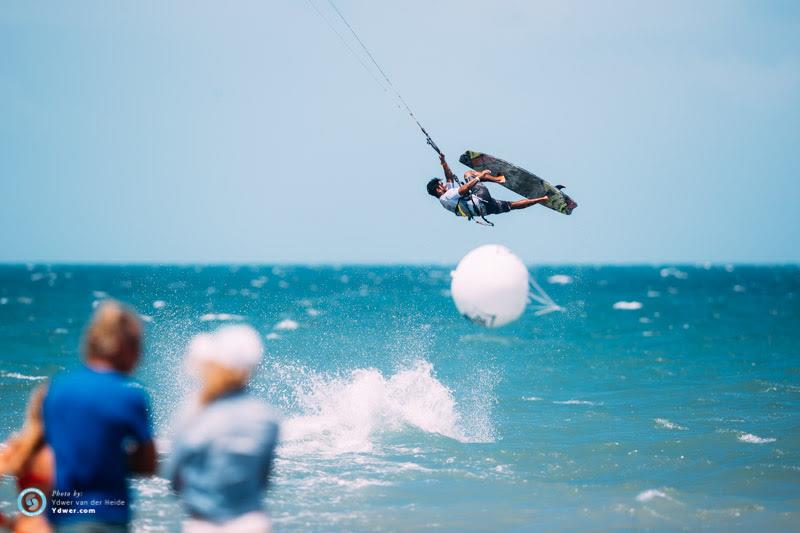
{"left": 487, "top": 174, "right": 506, "bottom": 184}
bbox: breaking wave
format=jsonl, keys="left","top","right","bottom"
{"left": 270, "top": 360, "right": 495, "bottom": 457}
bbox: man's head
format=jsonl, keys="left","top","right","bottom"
{"left": 427, "top": 178, "right": 446, "bottom": 198}
{"left": 84, "top": 300, "right": 142, "bottom": 374}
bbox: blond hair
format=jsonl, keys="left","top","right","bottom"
{"left": 199, "top": 361, "right": 249, "bottom": 405}
{"left": 84, "top": 300, "right": 141, "bottom": 361}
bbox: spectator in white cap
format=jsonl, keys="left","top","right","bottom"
{"left": 164, "top": 325, "right": 279, "bottom": 533}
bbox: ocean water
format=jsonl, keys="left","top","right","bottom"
{"left": 0, "top": 264, "right": 798, "bottom": 531}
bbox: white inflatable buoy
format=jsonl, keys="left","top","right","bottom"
{"left": 450, "top": 245, "right": 530, "bottom": 328}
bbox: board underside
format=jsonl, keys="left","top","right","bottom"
{"left": 459, "top": 151, "right": 577, "bottom": 215}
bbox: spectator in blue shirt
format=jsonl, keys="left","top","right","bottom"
{"left": 43, "top": 301, "right": 156, "bottom": 533}
{"left": 164, "top": 325, "right": 279, "bottom": 533}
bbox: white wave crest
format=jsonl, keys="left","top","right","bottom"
{"left": 547, "top": 274, "right": 573, "bottom": 285}
{"left": 738, "top": 433, "right": 776, "bottom": 444}
{"left": 636, "top": 489, "right": 675, "bottom": 503}
{"left": 0, "top": 371, "right": 47, "bottom": 381}
{"left": 279, "top": 361, "right": 493, "bottom": 457}
{"left": 654, "top": 418, "right": 687, "bottom": 431}
{"left": 660, "top": 267, "right": 688, "bottom": 280}
{"left": 613, "top": 301, "right": 643, "bottom": 310}
{"left": 275, "top": 319, "right": 299, "bottom": 331}
{"left": 199, "top": 313, "right": 244, "bottom": 322}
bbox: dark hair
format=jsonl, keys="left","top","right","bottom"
{"left": 426, "top": 178, "right": 442, "bottom": 197}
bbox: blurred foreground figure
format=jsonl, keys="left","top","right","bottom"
{"left": 0, "top": 384, "right": 53, "bottom": 533}
{"left": 164, "top": 325, "right": 279, "bottom": 533}
{"left": 43, "top": 301, "right": 156, "bottom": 533}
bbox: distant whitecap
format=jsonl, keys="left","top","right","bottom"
{"left": 275, "top": 319, "right": 299, "bottom": 331}
{"left": 613, "top": 301, "right": 642, "bottom": 310}
{"left": 547, "top": 274, "right": 573, "bottom": 285}
{"left": 654, "top": 418, "right": 687, "bottom": 431}
{"left": 250, "top": 276, "right": 268, "bottom": 288}
{"left": 0, "top": 371, "right": 46, "bottom": 381}
{"left": 152, "top": 300, "right": 166, "bottom": 309}
{"left": 738, "top": 433, "right": 776, "bottom": 444}
{"left": 200, "top": 313, "right": 244, "bottom": 322}
{"left": 636, "top": 489, "right": 672, "bottom": 503}
{"left": 660, "top": 267, "right": 688, "bottom": 280}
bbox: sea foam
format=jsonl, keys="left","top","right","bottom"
{"left": 0, "top": 371, "right": 47, "bottom": 381}
{"left": 278, "top": 360, "right": 493, "bottom": 457}
{"left": 199, "top": 313, "right": 244, "bottom": 322}
{"left": 636, "top": 489, "right": 674, "bottom": 503}
{"left": 738, "top": 433, "right": 776, "bottom": 444}
{"left": 275, "top": 319, "right": 299, "bottom": 331}
{"left": 613, "top": 301, "right": 643, "bottom": 310}
{"left": 654, "top": 418, "right": 688, "bottom": 431}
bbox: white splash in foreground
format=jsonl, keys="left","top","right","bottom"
{"left": 279, "top": 361, "right": 494, "bottom": 456}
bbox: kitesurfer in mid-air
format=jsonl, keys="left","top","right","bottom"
{"left": 427, "top": 154, "right": 549, "bottom": 220}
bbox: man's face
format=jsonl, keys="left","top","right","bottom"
{"left": 436, "top": 182, "right": 447, "bottom": 196}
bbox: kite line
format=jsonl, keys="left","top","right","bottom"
{"left": 308, "top": 0, "right": 442, "bottom": 155}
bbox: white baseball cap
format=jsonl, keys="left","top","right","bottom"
{"left": 184, "top": 325, "right": 264, "bottom": 373}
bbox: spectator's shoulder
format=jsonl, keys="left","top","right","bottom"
{"left": 239, "top": 396, "right": 280, "bottom": 425}
{"left": 120, "top": 379, "right": 150, "bottom": 402}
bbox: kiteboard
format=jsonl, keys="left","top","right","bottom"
{"left": 459, "top": 151, "right": 578, "bottom": 215}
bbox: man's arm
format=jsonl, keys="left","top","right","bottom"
{"left": 458, "top": 176, "right": 482, "bottom": 196}
{"left": 440, "top": 153, "right": 456, "bottom": 183}
{"left": 128, "top": 439, "right": 157, "bottom": 476}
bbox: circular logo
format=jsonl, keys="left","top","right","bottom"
{"left": 17, "top": 488, "right": 46, "bottom": 517}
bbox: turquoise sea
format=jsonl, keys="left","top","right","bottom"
{"left": 0, "top": 264, "right": 798, "bottom": 531}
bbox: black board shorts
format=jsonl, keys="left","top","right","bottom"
{"left": 472, "top": 184, "right": 511, "bottom": 215}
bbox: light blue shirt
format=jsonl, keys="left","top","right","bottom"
{"left": 163, "top": 390, "right": 279, "bottom": 523}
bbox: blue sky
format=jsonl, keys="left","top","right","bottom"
{"left": 1, "top": 1, "right": 798, "bottom": 264}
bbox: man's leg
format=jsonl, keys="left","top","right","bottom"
{"left": 509, "top": 195, "right": 549, "bottom": 210}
